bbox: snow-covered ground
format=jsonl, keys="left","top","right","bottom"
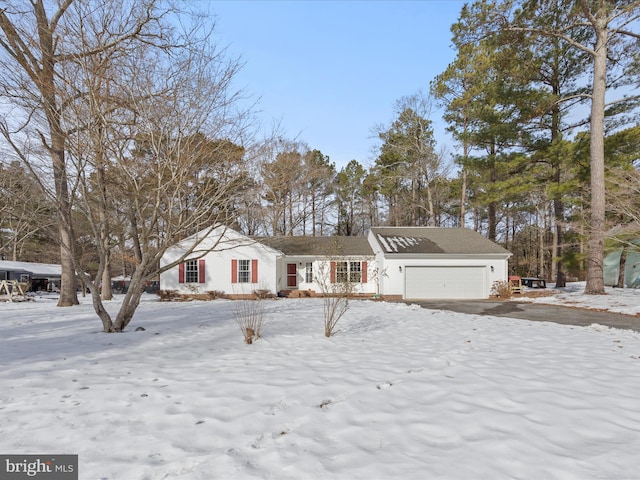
{"left": 1, "top": 283, "right": 640, "bottom": 479}
{"left": 523, "top": 281, "right": 640, "bottom": 316}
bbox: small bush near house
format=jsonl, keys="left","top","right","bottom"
{"left": 159, "top": 290, "right": 227, "bottom": 301}
{"left": 253, "top": 289, "right": 273, "bottom": 299}
{"left": 491, "top": 280, "right": 513, "bottom": 299}
{"left": 158, "top": 290, "right": 181, "bottom": 301}
{"left": 206, "top": 290, "right": 227, "bottom": 299}
{"left": 233, "top": 297, "right": 266, "bottom": 344}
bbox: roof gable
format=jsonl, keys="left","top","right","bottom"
{"left": 370, "top": 227, "right": 511, "bottom": 255}
{"left": 171, "top": 224, "right": 282, "bottom": 257}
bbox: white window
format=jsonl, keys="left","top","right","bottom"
{"left": 305, "top": 262, "right": 313, "bottom": 283}
{"left": 336, "top": 261, "right": 349, "bottom": 283}
{"left": 349, "top": 261, "right": 362, "bottom": 283}
{"left": 334, "top": 261, "right": 366, "bottom": 284}
{"left": 185, "top": 260, "right": 199, "bottom": 283}
{"left": 238, "top": 259, "right": 251, "bottom": 283}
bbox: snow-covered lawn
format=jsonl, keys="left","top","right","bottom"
{"left": 1, "top": 284, "right": 640, "bottom": 479}
{"left": 524, "top": 281, "right": 640, "bottom": 316}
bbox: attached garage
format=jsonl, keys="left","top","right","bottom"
{"left": 368, "top": 227, "right": 512, "bottom": 300}
{"left": 405, "top": 265, "right": 486, "bottom": 299}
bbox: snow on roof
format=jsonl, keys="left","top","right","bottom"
{"left": 376, "top": 235, "right": 423, "bottom": 253}
{"left": 0, "top": 260, "right": 61, "bottom": 276}
{"left": 370, "top": 227, "right": 510, "bottom": 255}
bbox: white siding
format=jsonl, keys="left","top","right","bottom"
{"left": 276, "top": 257, "right": 377, "bottom": 295}
{"left": 160, "top": 226, "right": 280, "bottom": 295}
{"left": 160, "top": 226, "right": 511, "bottom": 300}
{"left": 367, "top": 228, "right": 509, "bottom": 301}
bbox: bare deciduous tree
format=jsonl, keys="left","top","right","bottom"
{"left": 75, "top": 17, "right": 247, "bottom": 331}
{"left": 0, "top": 0, "right": 171, "bottom": 306}
{"left": 2, "top": 0, "right": 250, "bottom": 331}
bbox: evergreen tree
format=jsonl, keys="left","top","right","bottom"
{"left": 335, "top": 160, "right": 367, "bottom": 236}
{"left": 489, "top": 0, "right": 640, "bottom": 293}
{"left": 374, "top": 93, "right": 446, "bottom": 227}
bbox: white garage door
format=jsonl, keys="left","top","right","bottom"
{"left": 405, "top": 266, "right": 486, "bottom": 299}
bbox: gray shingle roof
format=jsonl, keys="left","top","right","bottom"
{"left": 253, "top": 236, "right": 373, "bottom": 256}
{"left": 370, "top": 227, "right": 511, "bottom": 255}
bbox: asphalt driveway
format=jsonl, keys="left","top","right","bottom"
{"left": 414, "top": 299, "right": 640, "bottom": 333}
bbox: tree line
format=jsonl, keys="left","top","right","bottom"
{"left": 0, "top": 0, "right": 639, "bottom": 331}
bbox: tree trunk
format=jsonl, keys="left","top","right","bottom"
{"left": 584, "top": 16, "right": 607, "bottom": 295}
{"left": 538, "top": 220, "right": 545, "bottom": 278}
{"left": 31, "top": 2, "right": 78, "bottom": 307}
{"left": 554, "top": 197, "right": 566, "bottom": 287}
{"left": 52, "top": 142, "right": 79, "bottom": 307}
{"left": 101, "top": 261, "right": 113, "bottom": 301}
{"left": 92, "top": 287, "right": 115, "bottom": 332}
{"left": 460, "top": 168, "right": 467, "bottom": 228}
{"left": 551, "top": 85, "right": 566, "bottom": 287}
{"left": 113, "top": 267, "right": 148, "bottom": 331}
{"left": 487, "top": 144, "right": 497, "bottom": 242}
{"left": 426, "top": 183, "right": 435, "bottom": 227}
{"left": 616, "top": 247, "right": 627, "bottom": 288}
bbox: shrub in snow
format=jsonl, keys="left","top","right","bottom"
{"left": 315, "top": 259, "right": 353, "bottom": 337}
{"left": 491, "top": 280, "right": 512, "bottom": 299}
{"left": 233, "top": 297, "right": 266, "bottom": 344}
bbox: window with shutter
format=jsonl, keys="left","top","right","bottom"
{"left": 185, "top": 260, "right": 199, "bottom": 283}
{"left": 238, "top": 259, "right": 250, "bottom": 283}
{"left": 331, "top": 261, "right": 366, "bottom": 284}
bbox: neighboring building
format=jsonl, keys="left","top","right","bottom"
{"left": 160, "top": 225, "right": 511, "bottom": 300}
{"left": 604, "top": 246, "right": 640, "bottom": 288}
{"left": 0, "top": 260, "right": 62, "bottom": 291}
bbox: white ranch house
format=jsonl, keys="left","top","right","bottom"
{"left": 160, "top": 225, "right": 511, "bottom": 300}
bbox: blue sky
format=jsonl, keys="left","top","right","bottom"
{"left": 211, "top": 0, "right": 466, "bottom": 169}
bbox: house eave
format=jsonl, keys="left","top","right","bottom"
{"left": 379, "top": 253, "right": 512, "bottom": 260}
{"left": 278, "top": 254, "right": 375, "bottom": 260}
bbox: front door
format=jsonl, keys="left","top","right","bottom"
{"left": 287, "top": 263, "right": 297, "bottom": 288}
